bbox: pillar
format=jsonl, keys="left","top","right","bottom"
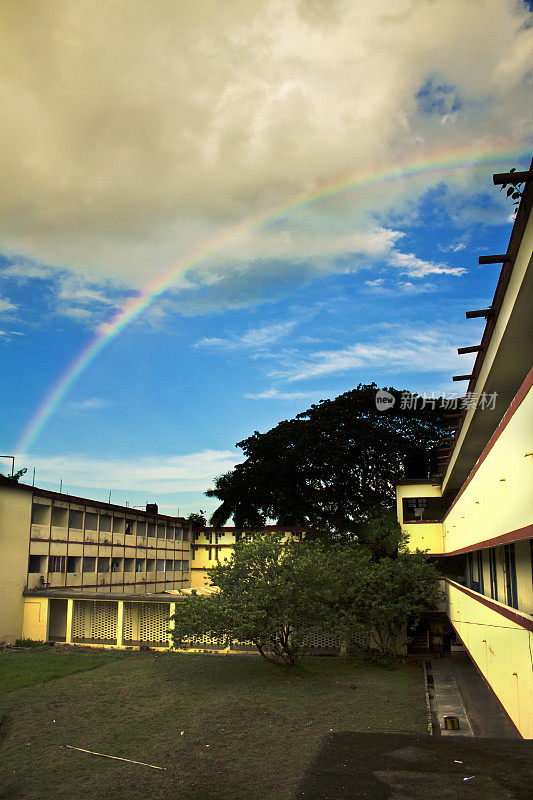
{"left": 65, "top": 598, "right": 74, "bottom": 644}
{"left": 117, "top": 600, "right": 124, "bottom": 647}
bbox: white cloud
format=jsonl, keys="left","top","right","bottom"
{"left": 0, "top": 296, "right": 17, "bottom": 313}
{"left": 270, "top": 324, "right": 472, "bottom": 382}
{"left": 245, "top": 387, "right": 323, "bottom": 400}
{"left": 0, "top": 262, "right": 57, "bottom": 281}
{"left": 19, "top": 450, "right": 243, "bottom": 494}
{"left": 439, "top": 242, "right": 467, "bottom": 253}
{"left": 196, "top": 320, "right": 298, "bottom": 349}
{"left": 391, "top": 251, "right": 466, "bottom": 278}
{"left": 0, "top": 0, "right": 529, "bottom": 298}
{"left": 63, "top": 397, "right": 113, "bottom": 414}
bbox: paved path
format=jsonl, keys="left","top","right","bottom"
{"left": 430, "top": 658, "right": 473, "bottom": 737}
{"left": 291, "top": 732, "right": 533, "bottom": 799}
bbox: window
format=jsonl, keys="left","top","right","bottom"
{"left": 157, "top": 524, "right": 165, "bottom": 539}
{"left": 182, "top": 560, "right": 189, "bottom": 572}
{"left": 82, "top": 556, "right": 96, "bottom": 572}
{"left": 147, "top": 523, "right": 156, "bottom": 537}
{"left": 28, "top": 554, "right": 44, "bottom": 573}
{"left": 51, "top": 507, "right": 68, "bottom": 527}
{"left": 69, "top": 510, "right": 83, "bottom": 529}
{"left": 111, "top": 559, "right": 121, "bottom": 572}
{"left": 208, "top": 547, "right": 212, "bottom": 561}
{"left": 137, "top": 521, "right": 146, "bottom": 537}
{"left": 67, "top": 556, "right": 81, "bottom": 573}
{"left": 156, "top": 559, "right": 165, "bottom": 572}
{"left": 174, "top": 560, "right": 182, "bottom": 571}
{"left": 504, "top": 543, "right": 518, "bottom": 609}
{"left": 85, "top": 512, "right": 98, "bottom": 530}
{"left": 112, "top": 517, "right": 124, "bottom": 533}
{"left": 97, "top": 557, "right": 109, "bottom": 573}
{"left": 49, "top": 555, "right": 66, "bottom": 573}
{"left": 489, "top": 548, "right": 498, "bottom": 601}
{"left": 182, "top": 530, "right": 189, "bottom": 542}
{"left": 165, "top": 559, "right": 173, "bottom": 572}
{"left": 166, "top": 526, "right": 174, "bottom": 540}
{"left": 146, "top": 558, "right": 155, "bottom": 572}
{"left": 31, "top": 504, "right": 49, "bottom": 525}
{"left": 124, "top": 558, "right": 135, "bottom": 572}
{"left": 135, "top": 559, "right": 145, "bottom": 573}
{"left": 175, "top": 528, "right": 182, "bottom": 541}
{"left": 99, "top": 514, "right": 112, "bottom": 532}
{"left": 467, "top": 551, "right": 483, "bottom": 593}
{"left": 125, "top": 520, "right": 135, "bottom": 535}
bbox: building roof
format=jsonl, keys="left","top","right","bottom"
{"left": 0, "top": 474, "right": 189, "bottom": 524}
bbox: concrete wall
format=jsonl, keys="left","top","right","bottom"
{"left": 0, "top": 484, "right": 32, "bottom": 642}
{"left": 443, "top": 383, "right": 533, "bottom": 553}
{"left": 447, "top": 579, "right": 533, "bottom": 738}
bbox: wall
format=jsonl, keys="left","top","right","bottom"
{"left": 443, "top": 383, "right": 533, "bottom": 554}
{"left": 0, "top": 484, "right": 32, "bottom": 642}
{"left": 446, "top": 579, "right": 533, "bottom": 738}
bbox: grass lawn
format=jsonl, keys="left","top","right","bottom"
{"left": 0, "top": 649, "right": 427, "bottom": 800}
{"left": 0, "top": 648, "right": 118, "bottom": 693}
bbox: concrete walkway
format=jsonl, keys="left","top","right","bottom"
{"left": 448, "top": 652, "right": 516, "bottom": 738}
{"left": 430, "top": 658, "right": 473, "bottom": 736}
{"left": 429, "top": 652, "right": 516, "bottom": 738}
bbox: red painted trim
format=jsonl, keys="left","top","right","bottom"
{"left": 445, "top": 578, "right": 533, "bottom": 632}
{"left": 445, "top": 366, "right": 533, "bottom": 519}
{"left": 446, "top": 616, "right": 522, "bottom": 738}
{"left": 431, "top": 524, "right": 533, "bottom": 557}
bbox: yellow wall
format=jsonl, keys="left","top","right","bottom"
{"left": 447, "top": 580, "right": 533, "bottom": 738}
{"left": 0, "top": 484, "right": 32, "bottom": 642}
{"left": 396, "top": 484, "right": 443, "bottom": 554}
{"left": 22, "top": 596, "right": 49, "bottom": 642}
{"left": 402, "top": 521, "right": 444, "bottom": 554}
{"left": 443, "top": 384, "right": 533, "bottom": 553}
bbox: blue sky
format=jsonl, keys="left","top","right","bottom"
{"left": 1, "top": 0, "right": 532, "bottom": 517}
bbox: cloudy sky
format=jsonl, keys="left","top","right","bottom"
{"left": 1, "top": 0, "right": 532, "bottom": 516}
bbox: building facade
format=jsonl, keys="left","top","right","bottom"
{"left": 190, "top": 525, "right": 305, "bottom": 588}
{"left": 0, "top": 476, "right": 192, "bottom": 644}
{"left": 397, "top": 161, "right": 533, "bottom": 737}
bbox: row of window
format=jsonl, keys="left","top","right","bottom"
{"left": 28, "top": 554, "right": 189, "bottom": 574}
{"left": 191, "top": 545, "right": 224, "bottom": 560}
{"left": 31, "top": 504, "right": 189, "bottom": 540}
{"left": 466, "top": 543, "right": 519, "bottom": 609}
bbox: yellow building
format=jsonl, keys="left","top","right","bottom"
{"left": 396, "top": 160, "right": 533, "bottom": 737}
{"left": 0, "top": 476, "right": 192, "bottom": 644}
{"left": 190, "top": 525, "right": 305, "bottom": 588}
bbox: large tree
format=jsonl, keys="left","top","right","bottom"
{"left": 171, "top": 533, "right": 441, "bottom": 664}
{"left": 207, "top": 384, "right": 446, "bottom": 534}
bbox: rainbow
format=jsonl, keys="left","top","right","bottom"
{"left": 16, "top": 141, "right": 530, "bottom": 455}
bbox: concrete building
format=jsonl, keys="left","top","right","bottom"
{"left": 396, "top": 160, "right": 533, "bottom": 737}
{"left": 0, "top": 476, "right": 192, "bottom": 644}
{"left": 190, "top": 525, "right": 305, "bottom": 588}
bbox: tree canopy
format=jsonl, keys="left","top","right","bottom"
{"left": 171, "top": 532, "right": 441, "bottom": 665}
{"left": 206, "top": 384, "right": 446, "bottom": 534}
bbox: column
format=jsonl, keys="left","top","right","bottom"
{"left": 65, "top": 598, "right": 74, "bottom": 644}
{"left": 168, "top": 603, "right": 176, "bottom": 649}
{"left": 117, "top": 600, "right": 124, "bottom": 647}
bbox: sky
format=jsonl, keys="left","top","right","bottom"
{"left": 1, "top": 0, "right": 532, "bottom": 518}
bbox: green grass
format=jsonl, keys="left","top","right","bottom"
{"left": 0, "top": 650, "right": 427, "bottom": 800}
{"left": 0, "top": 649, "right": 118, "bottom": 693}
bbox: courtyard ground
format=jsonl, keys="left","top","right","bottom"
{"left": 0, "top": 648, "right": 426, "bottom": 800}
